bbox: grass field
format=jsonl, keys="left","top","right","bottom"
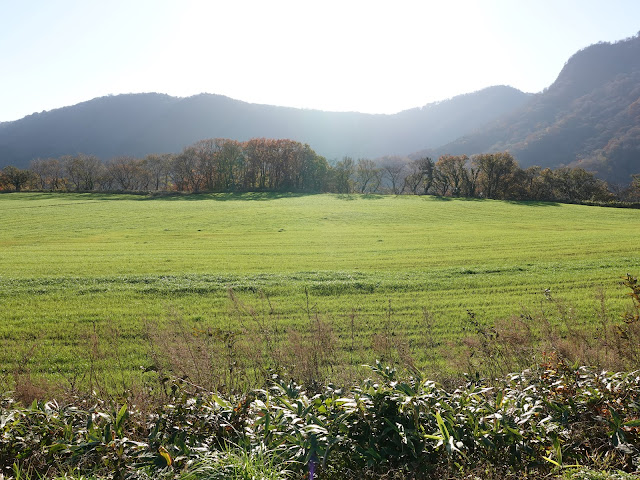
{"left": 1, "top": 192, "right": 639, "bottom": 389}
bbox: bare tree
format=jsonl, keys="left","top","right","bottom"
{"left": 355, "top": 158, "right": 381, "bottom": 193}
{"left": 30, "top": 158, "right": 65, "bottom": 190}
{"left": 106, "top": 156, "right": 149, "bottom": 191}
{"left": 463, "top": 162, "right": 480, "bottom": 197}
{"left": 144, "top": 153, "right": 173, "bottom": 191}
{"left": 404, "top": 157, "right": 435, "bottom": 195}
{"left": 62, "top": 154, "right": 104, "bottom": 191}
{"left": 631, "top": 174, "right": 640, "bottom": 201}
{"left": 380, "top": 156, "right": 406, "bottom": 195}
{"left": 191, "top": 139, "right": 218, "bottom": 191}
{"left": 170, "top": 148, "right": 203, "bottom": 192}
{"left": 432, "top": 167, "right": 450, "bottom": 196}
{"left": 30, "top": 158, "right": 49, "bottom": 190}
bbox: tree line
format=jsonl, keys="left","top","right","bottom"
{"left": 1, "top": 137, "right": 639, "bottom": 203}
{"left": 0, "top": 139, "right": 331, "bottom": 194}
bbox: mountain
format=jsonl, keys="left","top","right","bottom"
{"left": 422, "top": 34, "right": 640, "bottom": 183}
{"left": 4, "top": 34, "right": 639, "bottom": 182}
{"left": 0, "top": 86, "right": 529, "bottom": 169}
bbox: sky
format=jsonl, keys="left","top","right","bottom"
{"left": 1, "top": 0, "right": 639, "bottom": 122}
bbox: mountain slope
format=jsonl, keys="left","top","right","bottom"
{"left": 0, "top": 86, "right": 529, "bottom": 169}
{"left": 425, "top": 34, "right": 640, "bottom": 183}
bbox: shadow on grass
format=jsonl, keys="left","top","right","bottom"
{"left": 3, "top": 191, "right": 562, "bottom": 206}
{"left": 145, "top": 191, "right": 314, "bottom": 201}
{"left": 0, "top": 191, "right": 73, "bottom": 200}
{"left": 1, "top": 191, "right": 319, "bottom": 202}
{"left": 0, "top": 191, "right": 151, "bottom": 201}
{"left": 336, "top": 193, "right": 385, "bottom": 201}
{"left": 453, "top": 196, "right": 561, "bottom": 207}
{"left": 421, "top": 195, "right": 561, "bottom": 207}
{"left": 505, "top": 200, "right": 561, "bottom": 207}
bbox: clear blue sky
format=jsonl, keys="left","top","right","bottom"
{"left": 1, "top": 0, "right": 638, "bottom": 121}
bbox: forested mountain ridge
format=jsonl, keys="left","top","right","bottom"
{"left": 0, "top": 86, "right": 529, "bottom": 169}
{"left": 422, "top": 34, "right": 640, "bottom": 183}
{"left": 2, "top": 34, "right": 639, "bottom": 183}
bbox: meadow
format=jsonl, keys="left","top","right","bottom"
{"left": 1, "top": 192, "right": 639, "bottom": 391}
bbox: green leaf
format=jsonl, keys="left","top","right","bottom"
{"left": 47, "top": 443, "right": 69, "bottom": 453}
{"left": 609, "top": 409, "right": 622, "bottom": 427}
{"left": 115, "top": 403, "right": 128, "bottom": 436}
{"left": 435, "top": 411, "right": 449, "bottom": 439}
{"left": 211, "top": 393, "right": 232, "bottom": 409}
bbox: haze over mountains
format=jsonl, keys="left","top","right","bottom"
{"left": 0, "top": 86, "right": 529, "bottom": 167}
{"left": 421, "top": 34, "right": 640, "bottom": 183}
{"left": 1, "top": 33, "right": 639, "bottom": 183}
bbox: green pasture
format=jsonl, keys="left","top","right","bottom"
{"left": 1, "top": 192, "right": 639, "bottom": 385}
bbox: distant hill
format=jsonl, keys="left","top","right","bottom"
{"left": 4, "top": 34, "right": 639, "bottom": 183}
{"left": 420, "top": 34, "right": 640, "bottom": 183}
{"left": 0, "top": 86, "right": 529, "bottom": 169}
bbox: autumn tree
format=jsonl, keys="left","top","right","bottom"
{"left": 463, "top": 161, "right": 480, "bottom": 197}
{"left": 170, "top": 148, "right": 202, "bottom": 192}
{"left": 435, "top": 154, "right": 470, "bottom": 197}
{"left": 551, "top": 167, "right": 611, "bottom": 202}
{"left": 187, "top": 138, "right": 245, "bottom": 191}
{"left": 241, "top": 138, "right": 276, "bottom": 191}
{"left": 190, "top": 139, "right": 219, "bottom": 191}
{"left": 1, "top": 165, "right": 34, "bottom": 191}
{"left": 473, "top": 152, "right": 518, "bottom": 199}
{"left": 272, "top": 139, "right": 300, "bottom": 191}
{"left": 243, "top": 138, "right": 273, "bottom": 190}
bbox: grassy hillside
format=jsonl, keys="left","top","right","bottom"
{"left": 1, "top": 192, "right": 639, "bottom": 387}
